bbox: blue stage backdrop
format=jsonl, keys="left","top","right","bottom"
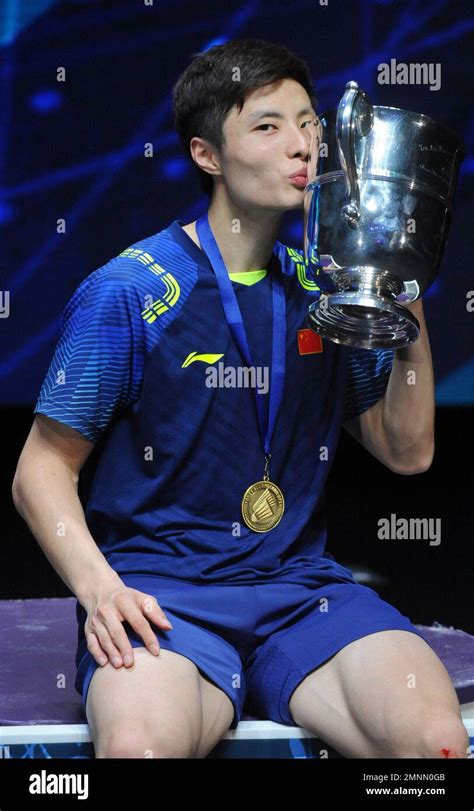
{"left": 1, "top": 0, "right": 473, "bottom": 405}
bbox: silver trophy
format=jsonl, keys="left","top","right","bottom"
{"left": 303, "top": 81, "right": 465, "bottom": 349}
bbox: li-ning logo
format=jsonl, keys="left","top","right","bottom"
{"left": 182, "top": 352, "right": 224, "bottom": 367}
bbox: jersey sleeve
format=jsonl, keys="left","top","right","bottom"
{"left": 343, "top": 347, "right": 395, "bottom": 421}
{"left": 33, "top": 267, "right": 146, "bottom": 442}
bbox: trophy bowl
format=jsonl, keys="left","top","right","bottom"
{"left": 303, "top": 81, "right": 465, "bottom": 349}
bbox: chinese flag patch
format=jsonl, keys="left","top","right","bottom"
{"left": 297, "top": 328, "right": 323, "bottom": 355}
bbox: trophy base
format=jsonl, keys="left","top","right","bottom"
{"left": 307, "top": 267, "right": 420, "bottom": 349}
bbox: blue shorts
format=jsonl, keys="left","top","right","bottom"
{"left": 74, "top": 569, "right": 428, "bottom": 729}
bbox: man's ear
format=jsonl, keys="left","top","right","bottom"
{"left": 189, "top": 136, "right": 222, "bottom": 179}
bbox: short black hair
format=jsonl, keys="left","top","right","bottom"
{"left": 172, "top": 38, "right": 317, "bottom": 197}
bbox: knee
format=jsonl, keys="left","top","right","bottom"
{"left": 388, "top": 711, "right": 470, "bottom": 759}
{"left": 94, "top": 723, "right": 199, "bottom": 759}
{"left": 419, "top": 712, "right": 470, "bottom": 759}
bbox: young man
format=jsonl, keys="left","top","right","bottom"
{"left": 13, "top": 39, "right": 468, "bottom": 759}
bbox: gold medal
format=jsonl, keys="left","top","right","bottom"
{"left": 241, "top": 480, "right": 285, "bottom": 532}
{"left": 241, "top": 454, "right": 285, "bottom": 532}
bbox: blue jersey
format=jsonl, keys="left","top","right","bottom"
{"left": 34, "top": 219, "right": 394, "bottom": 586}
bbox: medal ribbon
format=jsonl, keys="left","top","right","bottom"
{"left": 195, "top": 211, "right": 286, "bottom": 462}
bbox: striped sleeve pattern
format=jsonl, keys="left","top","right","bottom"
{"left": 343, "top": 347, "right": 395, "bottom": 421}
{"left": 33, "top": 266, "right": 146, "bottom": 442}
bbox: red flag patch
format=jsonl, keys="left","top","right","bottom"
{"left": 298, "top": 328, "right": 323, "bottom": 355}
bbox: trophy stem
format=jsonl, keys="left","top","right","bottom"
{"left": 308, "top": 266, "right": 420, "bottom": 349}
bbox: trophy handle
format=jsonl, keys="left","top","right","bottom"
{"left": 336, "top": 80, "right": 374, "bottom": 229}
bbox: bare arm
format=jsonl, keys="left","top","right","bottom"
{"left": 11, "top": 413, "right": 173, "bottom": 669}
{"left": 343, "top": 300, "right": 435, "bottom": 475}
{"left": 11, "top": 413, "right": 121, "bottom": 604}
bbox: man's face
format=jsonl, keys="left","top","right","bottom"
{"left": 216, "top": 78, "right": 321, "bottom": 211}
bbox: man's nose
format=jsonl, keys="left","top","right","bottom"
{"left": 287, "top": 127, "right": 311, "bottom": 159}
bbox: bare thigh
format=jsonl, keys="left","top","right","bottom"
{"left": 86, "top": 647, "right": 235, "bottom": 758}
{"left": 289, "top": 630, "right": 468, "bottom": 758}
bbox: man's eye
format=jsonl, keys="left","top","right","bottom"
{"left": 255, "top": 120, "right": 315, "bottom": 131}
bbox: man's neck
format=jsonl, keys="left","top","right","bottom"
{"left": 182, "top": 191, "right": 283, "bottom": 274}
